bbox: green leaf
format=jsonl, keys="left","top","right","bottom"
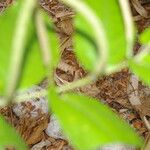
{"left": 139, "top": 28, "right": 150, "bottom": 45}
{"left": 19, "top": 36, "right": 46, "bottom": 88}
{"left": 42, "top": 11, "right": 60, "bottom": 67}
{"left": 87, "top": 0, "right": 127, "bottom": 65}
{"left": 49, "top": 91, "right": 142, "bottom": 150}
{"left": 74, "top": 0, "right": 127, "bottom": 69}
{"left": 129, "top": 54, "right": 150, "bottom": 85}
{"left": 19, "top": 27, "right": 59, "bottom": 88}
{"left": 74, "top": 14, "right": 98, "bottom": 71}
{"left": 0, "top": 3, "right": 59, "bottom": 93}
{"left": 0, "top": 3, "right": 19, "bottom": 93}
{"left": 74, "top": 31, "right": 97, "bottom": 71}
{"left": 0, "top": 1, "right": 41, "bottom": 94}
{"left": 75, "top": 15, "right": 94, "bottom": 38}
{"left": 0, "top": 115, "right": 27, "bottom": 150}
{"left": 50, "top": 31, "right": 60, "bottom": 67}
{"left": 74, "top": 15, "right": 97, "bottom": 71}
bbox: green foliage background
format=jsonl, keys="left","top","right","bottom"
{"left": 0, "top": 0, "right": 150, "bottom": 150}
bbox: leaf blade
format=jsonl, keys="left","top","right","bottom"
{"left": 49, "top": 91, "right": 142, "bottom": 150}
{"left": 73, "top": 0, "right": 127, "bottom": 71}
{"left": 139, "top": 28, "right": 150, "bottom": 45}
{"left": 0, "top": 115, "right": 27, "bottom": 150}
{"left": 129, "top": 55, "right": 150, "bottom": 85}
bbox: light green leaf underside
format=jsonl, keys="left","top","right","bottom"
{"left": 49, "top": 90, "right": 142, "bottom": 150}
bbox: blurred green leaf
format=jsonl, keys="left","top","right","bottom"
{"left": 19, "top": 36, "right": 46, "bottom": 88}
{"left": 129, "top": 54, "right": 150, "bottom": 85}
{"left": 0, "top": 115, "right": 27, "bottom": 150}
{"left": 42, "top": 11, "right": 60, "bottom": 67}
{"left": 0, "top": 1, "right": 38, "bottom": 93}
{"left": 75, "top": 15, "right": 94, "bottom": 38}
{"left": 74, "top": 31, "right": 97, "bottom": 71}
{"left": 50, "top": 31, "right": 60, "bottom": 67}
{"left": 20, "top": 27, "right": 59, "bottom": 88}
{"left": 139, "top": 28, "right": 150, "bottom": 45}
{"left": 74, "top": 0, "right": 127, "bottom": 71}
{"left": 0, "top": 3, "right": 19, "bottom": 93}
{"left": 74, "top": 15, "right": 97, "bottom": 71}
{"left": 0, "top": 3, "right": 59, "bottom": 93}
{"left": 49, "top": 91, "right": 142, "bottom": 150}
{"left": 86, "top": 0, "right": 127, "bottom": 65}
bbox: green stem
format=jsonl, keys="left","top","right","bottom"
{"left": 57, "top": 75, "right": 96, "bottom": 93}
{"left": 35, "top": 9, "right": 55, "bottom": 87}
{"left": 5, "top": 0, "right": 37, "bottom": 101}
{"left": 35, "top": 10, "right": 51, "bottom": 68}
{"left": 119, "top": 0, "right": 135, "bottom": 58}
{"left": 105, "top": 61, "right": 128, "bottom": 75}
{"left": 57, "top": 0, "right": 108, "bottom": 93}
{"left": 133, "top": 45, "right": 150, "bottom": 62}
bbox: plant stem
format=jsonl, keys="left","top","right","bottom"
{"left": 57, "top": 0, "right": 108, "bottom": 93}
{"left": 134, "top": 45, "right": 150, "bottom": 62}
{"left": 119, "top": 0, "right": 135, "bottom": 58}
{"left": 35, "top": 9, "right": 55, "bottom": 87}
{"left": 57, "top": 74, "right": 96, "bottom": 93}
{"left": 35, "top": 9, "right": 51, "bottom": 68}
{"left": 105, "top": 61, "right": 128, "bottom": 75}
{"left": 5, "top": 0, "right": 37, "bottom": 101}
